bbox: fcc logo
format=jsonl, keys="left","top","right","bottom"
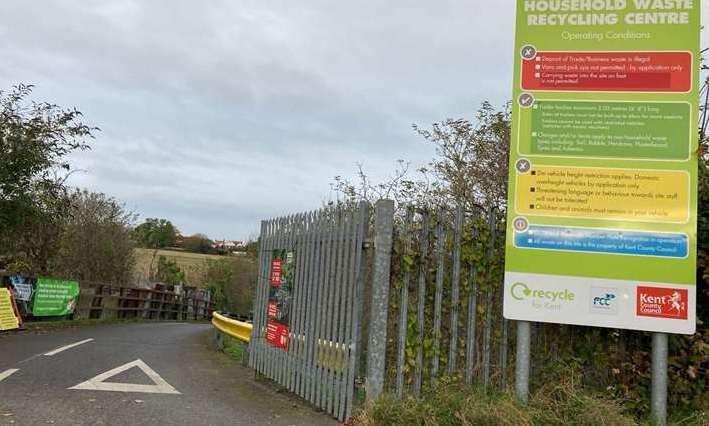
{"left": 590, "top": 287, "right": 618, "bottom": 315}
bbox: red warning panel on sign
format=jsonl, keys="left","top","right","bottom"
{"left": 266, "top": 320, "right": 289, "bottom": 350}
{"left": 521, "top": 51, "right": 692, "bottom": 93}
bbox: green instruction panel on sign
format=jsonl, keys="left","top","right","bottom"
{"left": 503, "top": 0, "right": 700, "bottom": 334}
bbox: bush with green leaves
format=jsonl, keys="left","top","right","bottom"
{"left": 0, "top": 84, "right": 97, "bottom": 273}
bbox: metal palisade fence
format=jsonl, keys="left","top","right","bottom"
{"left": 386, "top": 204, "right": 508, "bottom": 398}
{"left": 248, "top": 199, "right": 510, "bottom": 421}
{"left": 246, "top": 199, "right": 699, "bottom": 421}
{"left": 249, "top": 202, "right": 370, "bottom": 421}
{"left": 248, "top": 200, "right": 509, "bottom": 419}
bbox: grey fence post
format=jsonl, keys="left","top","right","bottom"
{"left": 414, "top": 210, "right": 430, "bottom": 396}
{"left": 448, "top": 205, "right": 463, "bottom": 374}
{"left": 431, "top": 209, "right": 446, "bottom": 378}
{"left": 651, "top": 332, "right": 668, "bottom": 426}
{"left": 482, "top": 209, "right": 496, "bottom": 389}
{"left": 515, "top": 320, "right": 531, "bottom": 404}
{"left": 464, "top": 263, "right": 478, "bottom": 385}
{"left": 500, "top": 317, "right": 509, "bottom": 389}
{"left": 396, "top": 208, "right": 414, "bottom": 399}
{"left": 365, "top": 199, "right": 395, "bottom": 401}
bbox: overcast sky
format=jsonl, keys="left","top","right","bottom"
{"left": 1, "top": 2, "right": 706, "bottom": 240}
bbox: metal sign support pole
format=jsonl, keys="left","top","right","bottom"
{"left": 651, "top": 332, "right": 668, "bottom": 426}
{"left": 515, "top": 320, "right": 530, "bottom": 404}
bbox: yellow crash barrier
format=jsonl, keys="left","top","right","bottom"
{"left": 212, "top": 312, "right": 252, "bottom": 343}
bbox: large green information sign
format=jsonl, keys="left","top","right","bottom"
{"left": 32, "top": 278, "right": 80, "bottom": 317}
{"left": 504, "top": 0, "right": 699, "bottom": 334}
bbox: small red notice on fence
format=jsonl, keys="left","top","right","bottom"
{"left": 267, "top": 301, "right": 278, "bottom": 318}
{"left": 270, "top": 259, "right": 282, "bottom": 286}
{"left": 266, "top": 320, "right": 289, "bottom": 350}
{"left": 265, "top": 250, "right": 294, "bottom": 351}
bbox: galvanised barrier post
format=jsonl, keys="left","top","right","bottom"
{"left": 365, "top": 199, "right": 395, "bottom": 401}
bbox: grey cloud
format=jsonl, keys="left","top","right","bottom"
{"left": 3, "top": 1, "right": 702, "bottom": 238}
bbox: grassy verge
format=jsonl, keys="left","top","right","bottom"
{"left": 223, "top": 335, "right": 247, "bottom": 360}
{"left": 215, "top": 332, "right": 249, "bottom": 364}
{"left": 352, "top": 375, "right": 707, "bottom": 426}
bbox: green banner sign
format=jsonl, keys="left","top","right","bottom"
{"left": 504, "top": 0, "right": 700, "bottom": 335}
{"left": 32, "top": 278, "right": 80, "bottom": 317}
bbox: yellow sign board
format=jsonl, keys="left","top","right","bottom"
{"left": 0, "top": 288, "right": 20, "bottom": 331}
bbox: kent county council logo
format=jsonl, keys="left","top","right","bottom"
{"left": 590, "top": 287, "right": 618, "bottom": 315}
{"left": 636, "top": 286, "right": 688, "bottom": 320}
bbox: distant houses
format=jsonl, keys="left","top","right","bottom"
{"left": 211, "top": 239, "right": 245, "bottom": 251}
{"left": 161, "top": 235, "right": 249, "bottom": 256}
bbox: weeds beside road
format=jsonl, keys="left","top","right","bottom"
{"left": 352, "top": 369, "right": 708, "bottom": 426}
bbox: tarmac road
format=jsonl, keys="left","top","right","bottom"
{"left": 0, "top": 322, "right": 336, "bottom": 425}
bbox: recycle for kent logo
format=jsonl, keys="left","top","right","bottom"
{"left": 510, "top": 282, "right": 575, "bottom": 303}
